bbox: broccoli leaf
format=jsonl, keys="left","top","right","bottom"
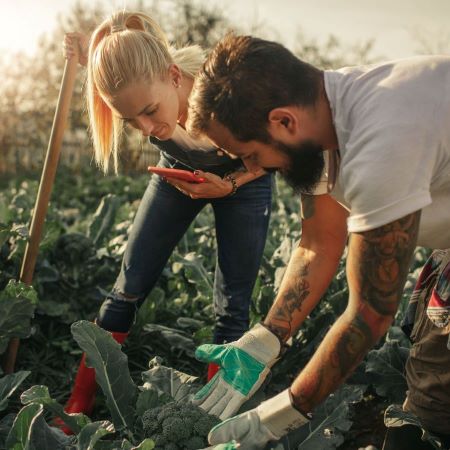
{"left": 6, "top": 403, "right": 43, "bottom": 450}
{"left": 0, "top": 371, "right": 30, "bottom": 412}
{"left": 172, "top": 252, "right": 213, "bottom": 293}
{"left": 0, "top": 414, "right": 15, "bottom": 449}
{"left": 141, "top": 357, "right": 200, "bottom": 402}
{"left": 366, "top": 340, "right": 409, "bottom": 403}
{"left": 71, "top": 320, "right": 138, "bottom": 431}
{"left": 21, "top": 384, "right": 90, "bottom": 435}
{"left": 87, "top": 194, "right": 120, "bottom": 246}
{"left": 130, "top": 439, "right": 155, "bottom": 449}
{"left": 281, "top": 384, "right": 366, "bottom": 450}
{"left": 136, "top": 389, "right": 162, "bottom": 417}
{"left": 0, "top": 280, "right": 38, "bottom": 353}
{"left": 77, "top": 420, "right": 115, "bottom": 449}
{"left": 28, "top": 415, "right": 71, "bottom": 450}
{"left": 142, "top": 324, "right": 196, "bottom": 357}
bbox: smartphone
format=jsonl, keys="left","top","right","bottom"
{"left": 148, "top": 166, "right": 206, "bottom": 183}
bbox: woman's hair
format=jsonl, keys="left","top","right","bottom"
{"left": 87, "top": 10, "right": 205, "bottom": 173}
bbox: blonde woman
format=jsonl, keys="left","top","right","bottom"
{"left": 61, "top": 11, "right": 272, "bottom": 428}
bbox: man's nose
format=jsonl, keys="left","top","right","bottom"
{"left": 135, "top": 116, "right": 154, "bottom": 136}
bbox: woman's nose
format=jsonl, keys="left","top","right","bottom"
{"left": 135, "top": 116, "right": 154, "bottom": 136}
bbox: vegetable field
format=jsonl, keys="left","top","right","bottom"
{"left": 0, "top": 168, "right": 437, "bottom": 449}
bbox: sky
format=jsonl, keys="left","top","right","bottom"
{"left": 2, "top": 0, "right": 449, "bottom": 60}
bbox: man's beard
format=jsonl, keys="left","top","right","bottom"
{"left": 269, "top": 140, "right": 325, "bottom": 194}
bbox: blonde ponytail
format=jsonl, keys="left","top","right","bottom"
{"left": 170, "top": 46, "right": 205, "bottom": 78}
{"left": 86, "top": 11, "right": 204, "bottom": 173}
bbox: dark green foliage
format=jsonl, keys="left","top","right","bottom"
{"left": 142, "top": 401, "right": 219, "bottom": 449}
{"left": 0, "top": 169, "right": 430, "bottom": 449}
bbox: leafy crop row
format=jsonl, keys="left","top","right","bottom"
{"left": 0, "top": 169, "right": 442, "bottom": 449}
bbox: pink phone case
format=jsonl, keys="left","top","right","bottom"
{"left": 148, "top": 166, "right": 206, "bottom": 183}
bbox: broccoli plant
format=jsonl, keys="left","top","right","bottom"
{"left": 2, "top": 321, "right": 217, "bottom": 449}
{"left": 142, "top": 401, "right": 219, "bottom": 449}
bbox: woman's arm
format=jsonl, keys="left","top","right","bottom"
{"left": 164, "top": 168, "right": 268, "bottom": 199}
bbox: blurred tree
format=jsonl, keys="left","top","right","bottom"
{"left": 0, "top": 54, "right": 23, "bottom": 173}
{"left": 0, "top": 0, "right": 381, "bottom": 176}
{"left": 0, "top": 1, "right": 103, "bottom": 174}
{"left": 166, "top": 0, "right": 229, "bottom": 47}
{"left": 411, "top": 26, "right": 450, "bottom": 55}
{"left": 294, "top": 31, "right": 377, "bottom": 69}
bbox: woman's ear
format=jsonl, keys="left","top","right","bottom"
{"left": 168, "top": 63, "right": 182, "bottom": 87}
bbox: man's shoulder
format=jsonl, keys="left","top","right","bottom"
{"left": 326, "top": 55, "right": 450, "bottom": 99}
{"left": 328, "top": 55, "right": 450, "bottom": 152}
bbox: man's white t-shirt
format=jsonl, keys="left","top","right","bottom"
{"left": 314, "top": 55, "right": 450, "bottom": 249}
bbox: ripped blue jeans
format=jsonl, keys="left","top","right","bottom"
{"left": 97, "top": 153, "right": 272, "bottom": 344}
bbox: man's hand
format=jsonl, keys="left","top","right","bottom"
{"left": 193, "top": 324, "right": 281, "bottom": 419}
{"left": 207, "top": 389, "right": 309, "bottom": 449}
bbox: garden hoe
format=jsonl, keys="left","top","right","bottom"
{"left": 2, "top": 44, "right": 79, "bottom": 374}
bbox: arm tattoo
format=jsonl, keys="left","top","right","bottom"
{"left": 292, "top": 314, "right": 374, "bottom": 411}
{"left": 351, "top": 211, "right": 421, "bottom": 316}
{"left": 266, "top": 261, "right": 311, "bottom": 342}
{"left": 290, "top": 211, "right": 421, "bottom": 412}
{"left": 330, "top": 314, "right": 374, "bottom": 377}
{"left": 301, "top": 195, "right": 315, "bottom": 220}
{"left": 292, "top": 366, "right": 325, "bottom": 414}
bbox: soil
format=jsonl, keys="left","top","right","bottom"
{"left": 340, "top": 395, "right": 389, "bottom": 450}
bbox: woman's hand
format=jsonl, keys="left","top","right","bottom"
{"left": 165, "top": 170, "right": 234, "bottom": 199}
{"left": 63, "top": 32, "right": 89, "bottom": 67}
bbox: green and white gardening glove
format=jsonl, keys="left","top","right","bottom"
{"left": 193, "top": 323, "right": 282, "bottom": 419}
{"left": 208, "top": 389, "right": 310, "bottom": 449}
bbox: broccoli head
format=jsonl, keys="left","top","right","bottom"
{"left": 142, "top": 407, "right": 162, "bottom": 435}
{"left": 142, "top": 400, "right": 220, "bottom": 449}
{"left": 185, "top": 436, "right": 207, "bottom": 450}
{"left": 164, "top": 443, "right": 179, "bottom": 450}
{"left": 151, "top": 434, "right": 168, "bottom": 447}
{"left": 162, "top": 417, "right": 190, "bottom": 442}
{"left": 193, "top": 414, "right": 220, "bottom": 436}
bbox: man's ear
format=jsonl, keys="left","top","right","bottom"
{"left": 267, "top": 107, "right": 298, "bottom": 138}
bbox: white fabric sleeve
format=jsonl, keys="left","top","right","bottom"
{"left": 341, "top": 124, "right": 433, "bottom": 233}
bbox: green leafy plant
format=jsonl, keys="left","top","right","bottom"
{"left": 0, "top": 171, "right": 434, "bottom": 450}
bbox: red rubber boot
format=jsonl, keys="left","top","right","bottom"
{"left": 207, "top": 363, "right": 220, "bottom": 381}
{"left": 55, "top": 330, "right": 128, "bottom": 434}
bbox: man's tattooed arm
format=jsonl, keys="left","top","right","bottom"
{"left": 264, "top": 257, "right": 313, "bottom": 342}
{"left": 290, "top": 211, "right": 421, "bottom": 413}
{"left": 264, "top": 194, "right": 348, "bottom": 343}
